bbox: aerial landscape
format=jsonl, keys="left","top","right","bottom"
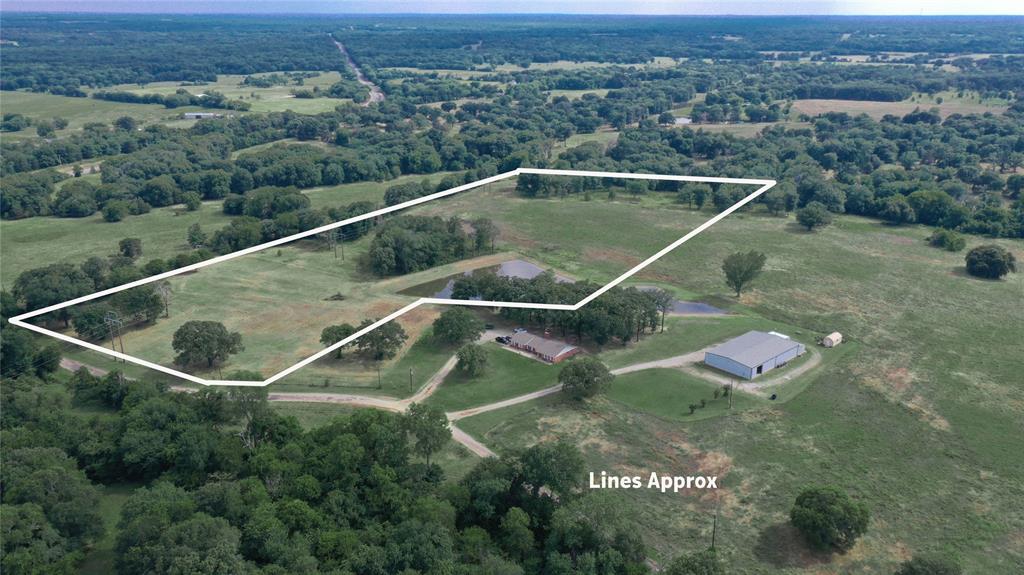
{"left": 1, "top": 4, "right": 1022, "bottom": 575}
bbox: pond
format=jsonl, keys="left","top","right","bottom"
{"left": 399, "top": 259, "right": 572, "bottom": 299}
{"left": 635, "top": 286, "right": 726, "bottom": 315}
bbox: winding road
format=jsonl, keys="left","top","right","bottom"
{"left": 330, "top": 35, "right": 384, "bottom": 106}
{"left": 60, "top": 338, "right": 821, "bottom": 459}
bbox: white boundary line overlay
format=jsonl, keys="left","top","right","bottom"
{"left": 9, "top": 168, "right": 775, "bottom": 387}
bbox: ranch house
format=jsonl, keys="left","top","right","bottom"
{"left": 508, "top": 332, "right": 581, "bottom": 364}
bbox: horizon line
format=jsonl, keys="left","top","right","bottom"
{"left": 3, "top": 11, "right": 1023, "bottom": 17}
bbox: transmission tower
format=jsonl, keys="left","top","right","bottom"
{"left": 104, "top": 311, "right": 126, "bottom": 362}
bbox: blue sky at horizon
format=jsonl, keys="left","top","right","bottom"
{"left": 3, "top": 1, "right": 1023, "bottom": 16}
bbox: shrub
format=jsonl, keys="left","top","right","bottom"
{"left": 796, "top": 201, "right": 832, "bottom": 231}
{"left": 965, "top": 244, "right": 1017, "bottom": 279}
{"left": 790, "top": 486, "right": 869, "bottom": 552}
{"left": 559, "top": 357, "right": 613, "bottom": 400}
{"left": 927, "top": 228, "right": 966, "bottom": 251}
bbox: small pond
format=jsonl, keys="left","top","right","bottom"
{"left": 635, "top": 286, "right": 726, "bottom": 315}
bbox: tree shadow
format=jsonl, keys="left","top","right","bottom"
{"left": 753, "top": 522, "right": 833, "bottom": 569}
{"left": 948, "top": 266, "right": 1008, "bottom": 281}
{"left": 784, "top": 222, "right": 815, "bottom": 234}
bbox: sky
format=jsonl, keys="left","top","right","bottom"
{"left": 4, "top": 1, "right": 1023, "bottom": 15}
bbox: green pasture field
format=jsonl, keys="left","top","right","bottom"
{"left": 426, "top": 342, "right": 560, "bottom": 411}
{"left": 0, "top": 171, "right": 458, "bottom": 284}
{"left": 557, "top": 129, "right": 620, "bottom": 150}
{"left": 0, "top": 202, "right": 234, "bottom": 284}
{"left": 15, "top": 170, "right": 1023, "bottom": 571}
{"left": 0, "top": 90, "right": 204, "bottom": 141}
{"left": 101, "top": 71, "right": 350, "bottom": 114}
{"left": 789, "top": 97, "right": 1008, "bottom": 120}
{"left": 416, "top": 183, "right": 1024, "bottom": 572}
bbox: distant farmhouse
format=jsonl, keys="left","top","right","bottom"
{"left": 704, "top": 331, "right": 805, "bottom": 380}
{"left": 508, "top": 332, "right": 580, "bottom": 364}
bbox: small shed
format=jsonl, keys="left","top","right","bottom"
{"left": 704, "top": 331, "right": 805, "bottom": 380}
{"left": 508, "top": 332, "right": 580, "bottom": 364}
{"left": 822, "top": 332, "right": 843, "bottom": 348}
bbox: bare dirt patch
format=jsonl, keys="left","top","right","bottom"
{"left": 853, "top": 359, "right": 951, "bottom": 431}
{"left": 583, "top": 246, "right": 642, "bottom": 268}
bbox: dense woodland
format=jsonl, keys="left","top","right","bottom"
{"left": 2, "top": 13, "right": 1023, "bottom": 575}
{"left": 1, "top": 306, "right": 649, "bottom": 574}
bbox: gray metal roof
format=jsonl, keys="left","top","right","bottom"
{"left": 508, "top": 332, "right": 577, "bottom": 358}
{"left": 705, "top": 331, "right": 801, "bottom": 368}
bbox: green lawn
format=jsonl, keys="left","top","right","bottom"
{"left": 427, "top": 343, "right": 560, "bottom": 411}
{"left": 608, "top": 368, "right": 761, "bottom": 422}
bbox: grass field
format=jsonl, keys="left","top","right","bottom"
{"left": 608, "top": 368, "right": 762, "bottom": 422}
{"left": 416, "top": 184, "right": 1024, "bottom": 572}
{"left": 0, "top": 172, "right": 460, "bottom": 284}
{"left": 0, "top": 90, "right": 204, "bottom": 140}
{"left": 12, "top": 169, "right": 1023, "bottom": 571}
{"left": 426, "top": 343, "right": 560, "bottom": 411}
{"left": 600, "top": 315, "right": 813, "bottom": 369}
{"left": 0, "top": 203, "right": 234, "bottom": 284}
{"left": 101, "top": 71, "right": 350, "bottom": 114}
{"left": 790, "top": 98, "right": 1008, "bottom": 119}
{"left": 557, "top": 129, "right": 620, "bottom": 150}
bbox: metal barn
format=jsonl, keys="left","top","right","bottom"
{"left": 704, "top": 331, "right": 805, "bottom": 380}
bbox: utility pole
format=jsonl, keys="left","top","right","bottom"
{"left": 729, "top": 381, "right": 735, "bottom": 409}
{"left": 327, "top": 231, "right": 338, "bottom": 259}
{"left": 377, "top": 364, "right": 381, "bottom": 389}
{"left": 409, "top": 368, "right": 414, "bottom": 394}
{"left": 104, "top": 311, "right": 125, "bottom": 361}
{"left": 711, "top": 505, "right": 718, "bottom": 550}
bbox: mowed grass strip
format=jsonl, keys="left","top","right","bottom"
{"left": 427, "top": 343, "right": 560, "bottom": 411}
{"left": 608, "top": 368, "right": 761, "bottom": 422}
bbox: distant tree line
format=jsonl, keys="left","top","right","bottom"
{"left": 92, "top": 89, "right": 252, "bottom": 111}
